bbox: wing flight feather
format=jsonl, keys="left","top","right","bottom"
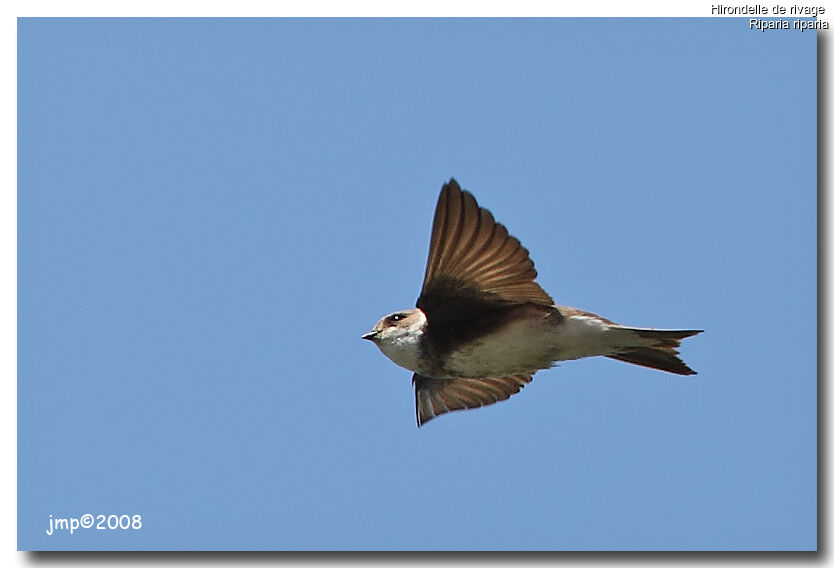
{"left": 419, "top": 179, "right": 554, "bottom": 310}
{"left": 412, "top": 373, "right": 534, "bottom": 426}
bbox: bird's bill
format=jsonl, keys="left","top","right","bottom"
{"left": 362, "top": 330, "right": 380, "bottom": 341}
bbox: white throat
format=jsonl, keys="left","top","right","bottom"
{"left": 377, "top": 328, "right": 423, "bottom": 372}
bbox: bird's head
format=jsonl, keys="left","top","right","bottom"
{"left": 363, "top": 308, "right": 427, "bottom": 343}
{"left": 362, "top": 308, "right": 427, "bottom": 371}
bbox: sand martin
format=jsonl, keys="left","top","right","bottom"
{"left": 363, "top": 179, "right": 702, "bottom": 426}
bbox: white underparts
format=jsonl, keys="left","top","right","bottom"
{"left": 443, "top": 315, "right": 643, "bottom": 378}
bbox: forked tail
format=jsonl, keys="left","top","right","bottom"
{"left": 607, "top": 328, "right": 703, "bottom": 375}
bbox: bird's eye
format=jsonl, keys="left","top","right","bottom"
{"left": 390, "top": 313, "right": 406, "bottom": 322}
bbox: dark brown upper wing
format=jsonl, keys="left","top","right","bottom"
{"left": 413, "top": 373, "right": 534, "bottom": 426}
{"left": 417, "top": 179, "right": 554, "bottom": 321}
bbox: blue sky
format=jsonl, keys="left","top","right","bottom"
{"left": 18, "top": 18, "right": 816, "bottom": 550}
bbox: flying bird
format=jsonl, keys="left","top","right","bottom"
{"left": 363, "top": 179, "right": 702, "bottom": 426}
